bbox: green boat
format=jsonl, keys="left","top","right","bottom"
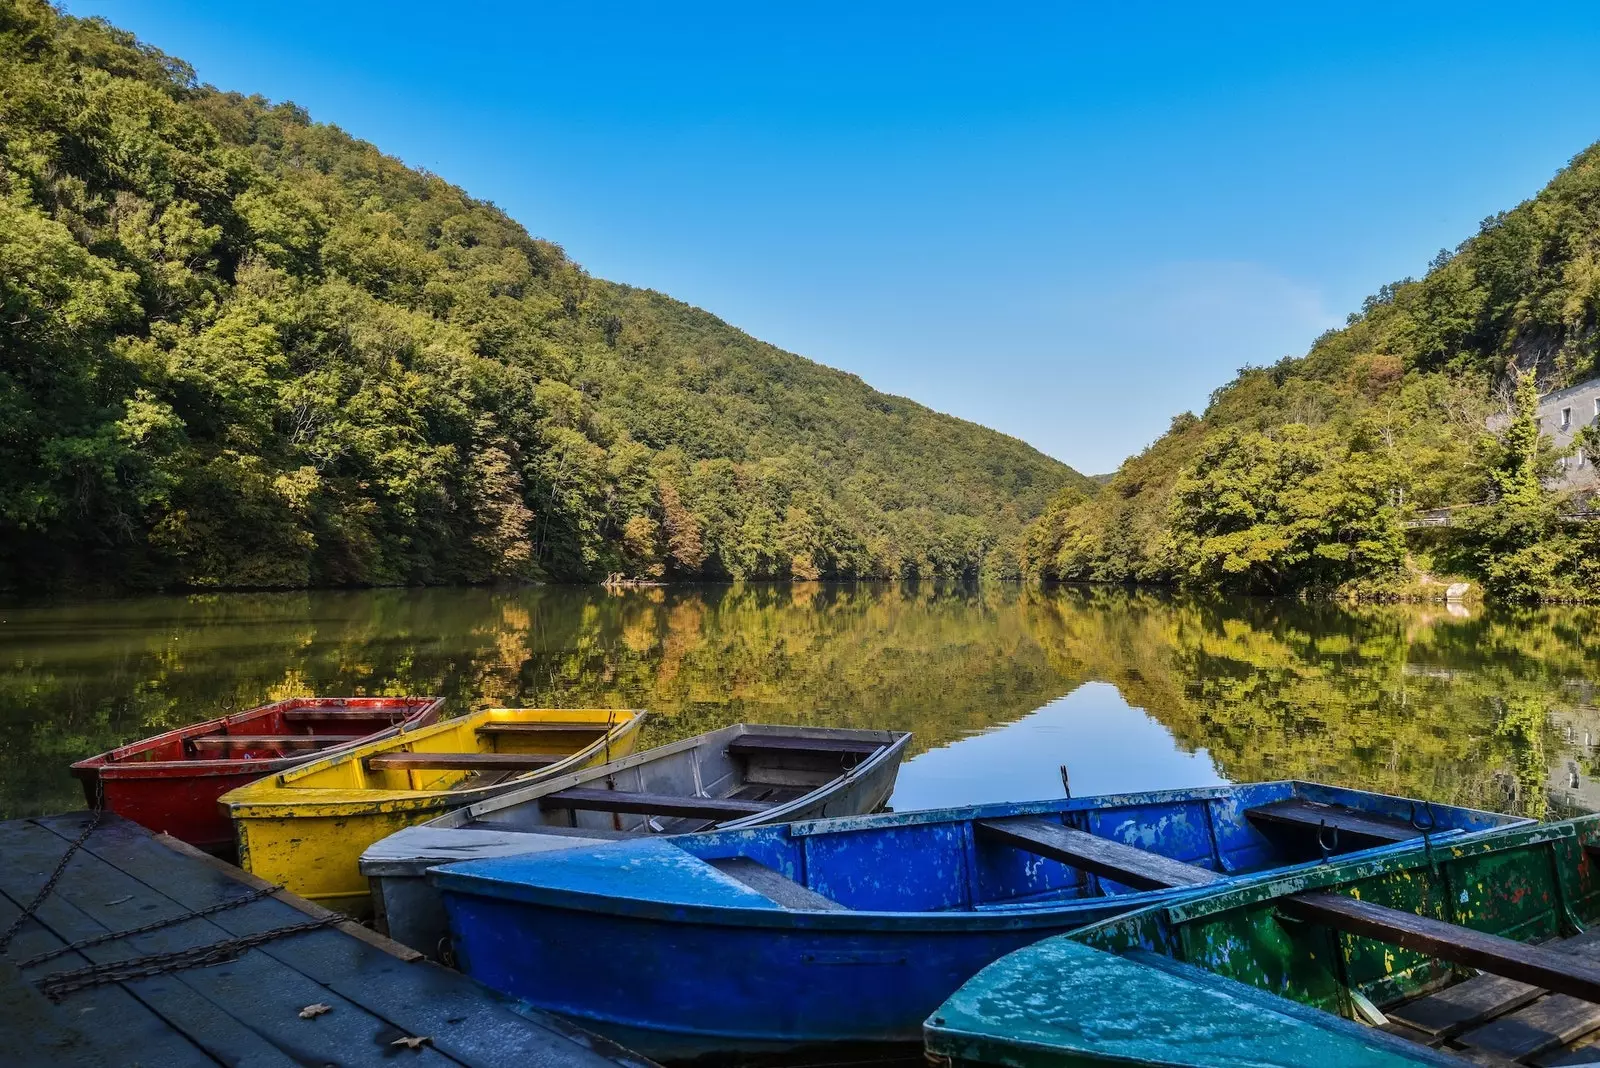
{"left": 925, "top": 815, "right": 1600, "bottom": 1067}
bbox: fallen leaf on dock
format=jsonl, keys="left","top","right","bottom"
{"left": 391, "top": 1035, "right": 431, "bottom": 1050}
{"left": 104, "top": 895, "right": 133, "bottom": 905}
{"left": 298, "top": 1003, "right": 331, "bottom": 1019}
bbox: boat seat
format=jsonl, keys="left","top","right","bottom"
{"left": 475, "top": 722, "right": 610, "bottom": 735}
{"left": 282, "top": 707, "right": 408, "bottom": 721}
{"left": 726, "top": 735, "right": 883, "bottom": 758}
{"left": 363, "top": 752, "right": 565, "bottom": 772}
{"left": 538, "top": 787, "right": 773, "bottom": 820}
{"left": 707, "top": 857, "right": 850, "bottom": 910}
{"left": 1246, "top": 799, "right": 1422, "bottom": 844}
{"left": 1281, "top": 893, "right": 1600, "bottom": 1005}
{"left": 975, "top": 817, "right": 1225, "bottom": 891}
{"left": 190, "top": 734, "right": 364, "bottom": 749}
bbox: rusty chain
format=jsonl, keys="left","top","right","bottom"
{"left": 34, "top": 915, "right": 341, "bottom": 1001}
{"left": 0, "top": 802, "right": 104, "bottom": 957}
{"left": 16, "top": 881, "right": 289, "bottom": 968}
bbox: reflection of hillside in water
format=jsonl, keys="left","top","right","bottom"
{"left": 2, "top": 583, "right": 1596, "bottom": 820}
{"left": 1024, "top": 589, "right": 1600, "bottom": 818}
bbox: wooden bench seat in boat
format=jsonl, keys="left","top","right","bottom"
{"left": 189, "top": 734, "right": 365, "bottom": 749}
{"left": 537, "top": 787, "right": 773, "bottom": 821}
{"left": 1282, "top": 893, "right": 1600, "bottom": 1062}
{"left": 474, "top": 722, "right": 611, "bottom": 736}
{"left": 363, "top": 752, "right": 565, "bottom": 772}
{"left": 281, "top": 707, "right": 416, "bottom": 721}
{"left": 725, "top": 735, "right": 884, "bottom": 758}
{"left": 707, "top": 857, "right": 850, "bottom": 911}
{"left": 1247, "top": 798, "right": 1422, "bottom": 844}
{"left": 975, "top": 816, "right": 1225, "bottom": 891}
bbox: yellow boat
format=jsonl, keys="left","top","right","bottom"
{"left": 218, "top": 707, "right": 644, "bottom": 913}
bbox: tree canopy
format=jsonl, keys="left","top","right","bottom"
{"left": 1024, "top": 139, "right": 1600, "bottom": 601}
{"left": 0, "top": 0, "right": 1088, "bottom": 592}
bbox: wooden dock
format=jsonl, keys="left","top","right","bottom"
{"left": 0, "top": 811, "right": 660, "bottom": 1068}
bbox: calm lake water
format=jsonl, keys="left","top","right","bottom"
{"left": 3, "top": 583, "right": 1598, "bottom": 821}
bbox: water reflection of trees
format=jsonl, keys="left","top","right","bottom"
{"left": 4, "top": 584, "right": 1597, "bottom": 820}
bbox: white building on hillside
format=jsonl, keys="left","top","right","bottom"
{"left": 1537, "top": 378, "right": 1600, "bottom": 491}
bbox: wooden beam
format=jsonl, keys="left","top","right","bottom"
{"left": 1280, "top": 894, "right": 1600, "bottom": 1005}
{"left": 975, "top": 817, "right": 1224, "bottom": 891}
{"left": 726, "top": 735, "right": 883, "bottom": 758}
{"left": 538, "top": 787, "right": 772, "bottom": 820}
{"left": 474, "top": 722, "right": 609, "bottom": 735}
{"left": 363, "top": 752, "right": 563, "bottom": 772}
{"left": 189, "top": 734, "right": 363, "bottom": 749}
{"left": 707, "top": 857, "right": 850, "bottom": 910}
{"left": 1247, "top": 800, "right": 1420, "bottom": 844}
{"left": 281, "top": 707, "right": 411, "bottom": 721}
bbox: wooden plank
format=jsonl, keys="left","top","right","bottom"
{"left": 0, "top": 821, "right": 283, "bottom": 1068}
{"left": 0, "top": 891, "right": 213, "bottom": 1068}
{"left": 1388, "top": 933, "right": 1600, "bottom": 1038}
{"left": 538, "top": 787, "right": 772, "bottom": 820}
{"left": 975, "top": 817, "right": 1225, "bottom": 891}
{"left": 281, "top": 707, "right": 411, "bottom": 721}
{"left": 0, "top": 961, "right": 109, "bottom": 1067}
{"left": 43, "top": 817, "right": 658, "bottom": 1068}
{"left": 726, "top": 734, "right": 883, "bottom": 757}
{"left": 474, "top": 722, "right": 609, "bottom": 734}
{"left": 365, "top": 752, "right": 563, "bottom": 772}
{"left": 17, "top": 817, "right": 458, "bottom": 1068}
{"left": 1247, "top": 799, "right": 1421, "bottom": 844}
{"left": 1458, "top": 994, "right": 1600, "bottom": 1062}
{"left": 1535, "top": 1029, "right": 1600, "bottom": 1065}
{"left": 1389, "top": 973, "right": 1545, "bottom": 1037}
{"left": 188, "top": 734, "right": 362, "bottom": 749}
{"left": 1280, "top": 894, "right": 1600, "bottom": 1004}
{"left": 152, "top": 833, "right": 424, "bottom": 962}
{"left": 1448, "top": 1048, "right": 1525, "bottom": 1067}
{"left": 706, "top": 857, "right": 850, "bottom": 911}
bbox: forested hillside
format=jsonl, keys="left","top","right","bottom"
{"left": 1023, "top": 141, "right": 1600, "bottom": 601}
{"left": 0, "top": 1, "right": 1087, "bottom": 593}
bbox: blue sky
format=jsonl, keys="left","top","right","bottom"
{"left": 66, "top": 1, "right": 1600, "bottom": 474}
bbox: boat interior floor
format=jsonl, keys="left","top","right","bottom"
{"left": 1373, "top": 926, "right": 1600, "bottom": 1065}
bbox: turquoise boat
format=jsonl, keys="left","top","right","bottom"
{"left": 925, "top": 815, "right": 1600, "bottom": 1068}
{"left": 433, "top": 780, "right": 1525, "bottom": 1059}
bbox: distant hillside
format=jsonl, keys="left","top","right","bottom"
{"left": 1023, "top": 140, "right": 1600, "bottom": 601}
{"left": 0, "top": 0, "right": 1087, "bottom": 591}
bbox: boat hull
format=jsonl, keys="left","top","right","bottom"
{"left": 367, "top": 724, "right": 910, "bottom": 957}
{"left": 223, "top": 708, "right": 644, "bottom": 914}
{"left": 925, "top": 815, "right": 1600, "bottom": 1067}
{"left": 69, "top": 696, "right": 443, "bottom": 852}
{"left": 434, "top": 780, "right": 1526, "bottom": 1057}
{"left": 444, "top": 879, "right": 1142, "bottom": 1058}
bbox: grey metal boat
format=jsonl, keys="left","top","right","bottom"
{"left": 359, "top": 722, "right": 911, "bottom": 956}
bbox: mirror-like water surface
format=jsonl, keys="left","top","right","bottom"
{"left": 3, "top": 583, "right": 1595, "bottom": 821}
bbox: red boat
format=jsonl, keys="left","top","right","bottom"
{"left": 70, "top": 696, "right": 445, "bottom": 852}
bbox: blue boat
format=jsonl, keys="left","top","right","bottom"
{"left": 431, "top": 781, "right": 1526, "bottom": 1059}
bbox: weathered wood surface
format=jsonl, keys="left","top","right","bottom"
{"left": 725, "top": 734, "right": 884, "bottom": 757}
{"left": 706, "top": 857, "right": 850, "bottom": 911}
{"left": 281, "top": 708, "right": 414, "bottom": 721}
{"left": 975, "top": 816, "right": 1225, "bottom": 891}
{"left": 538, "top": 786, "right": 772, "bottom": 819}
{"left": 1247, "top": 799, "right": 1422, "bottom": 843}
{"left": 1281, "top": 894, "right": 1600, "bottom": 1004}
{"left": 364, "top": 752, "right": 564, "bottom": 771}
{"left": 1, "top": 812, "right": 659, "bottom": 1068}
{"left": 473, "top": 722, "right": 610, "bottom": 735}
{"left": 188, "top": 734, "right": 363, "bottom": 749}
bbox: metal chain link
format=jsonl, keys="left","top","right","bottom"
{"left": 34, "top": 915, "right": 341, "bottom": 1001}
{"left": 0, "top": 801, "right": 104, "bottom": 957}
{"left": 16, "top": 881, "right": 288, "bottom": 969}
